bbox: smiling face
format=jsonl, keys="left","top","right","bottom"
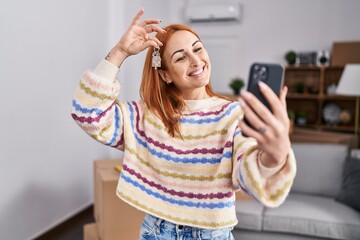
{"left": 159, "top": 30, "right": 211, "bottom": 100}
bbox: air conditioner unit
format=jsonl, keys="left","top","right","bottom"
{"left": 185, "top": 3, "right": 241, "bottom": 23}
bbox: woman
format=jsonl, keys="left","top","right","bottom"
{"left": 71, "top": 8, "right": 296, "bottom": 240}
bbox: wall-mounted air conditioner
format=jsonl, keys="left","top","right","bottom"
{"left": 184, "top": 3, "right": 242, "bottom": 23}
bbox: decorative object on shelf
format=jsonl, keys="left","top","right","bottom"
{"left": 296, "top": 111, "right": 307, "bottom": 126}
{"left": 331, "top": 41, "right": 360, "bottom": 66}
{"left": 228, "top": 76, "right": 244, "bottom": 95}
{"left": 326, "top": 83, "right": 337, "bottom": 95}
{"left": 316, "top": 50, "right": 330, "bottom": 66}
{"left": 298, "top": 52, "right": 317, "bottom": 65}
{"left": 285, "top": 50, "right": 297, "bottom": 65}
{"left": 294, "top": 81, "right": 305, "bottom": 93}
{"left": 323, "top": 102, "right": 342, "bottom": 125}
{"left": 336, "top": 64, "right": 360, "bottom": 134}
{"left": 339, "top": 110, "right": 352, "bottom": 125}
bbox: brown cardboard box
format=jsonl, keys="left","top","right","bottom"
{"left": 83, "top": 223, "right": 100, "bottom": 240}
{"left": 96, "top": 166, "right": 145, "bottom": 240}
{"left": 235, "top": 191, "right": 250, "bottom": 200}
{"left": 93, "top": 159, "right": 122, "bottom": 222}
{"left": 331, "top": 41, "right": 360, "bottom": 66}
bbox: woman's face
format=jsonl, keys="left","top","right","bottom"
{"left": 160, "top": 30, "right": 211, "bottom": 100}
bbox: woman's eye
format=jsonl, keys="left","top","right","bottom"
{"left": 176, "top": 56, "right": 186, "bottom": 62}
{"left": 194, "top": 47, "right": 202, "bottom": 52}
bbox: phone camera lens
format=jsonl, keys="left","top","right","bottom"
{"left": 252, "top": 64, "right": 268, "bottom": 82}
{"left": 258, "top": 67, "right": 267, "bottom": 81}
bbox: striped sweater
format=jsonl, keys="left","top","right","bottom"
{"left": 71, "top": 59, "right": 297, "bottom": 229}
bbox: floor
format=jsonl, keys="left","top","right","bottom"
{"left": 33, "top": 205, "right": 94, "bottom": 240}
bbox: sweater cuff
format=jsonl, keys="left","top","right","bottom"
{"left": 93, "top": 59, "right": 120, "bottom": 82}
{"left": 258, "top": 152, "right": 287, "bottom": 178}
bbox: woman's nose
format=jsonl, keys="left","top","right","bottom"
{"left": 189, "top": 54, "right": 201, "bottom": 67}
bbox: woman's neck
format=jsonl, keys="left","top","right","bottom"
{"left": 182, "top": 88, "right": 210, "bottom": 100}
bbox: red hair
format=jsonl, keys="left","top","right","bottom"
{"left": 140, "top": 24, "right": 228, "bottom": 137}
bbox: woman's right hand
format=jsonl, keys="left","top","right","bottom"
{"left": 106, "top": 8, "right": 165, "bottom": 68}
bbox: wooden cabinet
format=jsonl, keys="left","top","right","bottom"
{"left": 285, "top": 66, "right": 359, "bottom": 134}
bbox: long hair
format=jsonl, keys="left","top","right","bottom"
{"left": 140, "top": 24, "right": 227, "bottom": 137}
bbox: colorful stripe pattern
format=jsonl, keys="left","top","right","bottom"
{"left": 71, "top": 59, "right": 297, "bottom": 229}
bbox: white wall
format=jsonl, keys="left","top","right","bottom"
{"left": 122, "top": 0, "right": 360, "bottom": 99}
{"left": 0, "top": 0, "right": 119, "bottom": 239}
{"left": 0, "top": 0, "right": 359, "bottom": 239}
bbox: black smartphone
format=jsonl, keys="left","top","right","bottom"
{"left": 244, "top": 63, "right": 284, "bottom": 131}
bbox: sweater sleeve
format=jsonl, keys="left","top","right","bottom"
{"left": 231, "top": 125, "right": 297, "bottom": 208}
{"left": 71, "top": 59, "right": 125, "bottom": 151}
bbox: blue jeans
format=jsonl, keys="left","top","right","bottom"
{"left": 139, "top": 214, "right": 235, "bottom": 240}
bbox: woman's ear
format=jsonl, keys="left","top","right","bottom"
{"left": 158, "top": 70, "right": 172, "bottom": 84}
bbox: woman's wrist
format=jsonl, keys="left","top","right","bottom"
{"left": 105, "top": 47, "right": 128, "bottom": 68}
{"left": 257, "top": 150, "right": 288, "bottom": 178}
{"left": 259, "top": 150, "right": 287, "bottom": 168}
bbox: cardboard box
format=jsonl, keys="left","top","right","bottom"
{"left": 235, "top": 191, "right": 250, "bottom": 200}
{"left": 96, "top": 165, "right": 145, "bottom": 240}
{"left": 93, "top": 159, "right": 122, "bottom": 222}
{"left": 331, "top": 41, "right": 360, "bottom": 66}
{"left": 83, "top": 223, "right": 99, "bottom": 240}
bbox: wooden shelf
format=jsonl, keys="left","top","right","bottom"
{"left": 285, "top": 65, "right": 321, "bottom": 70}
{"left": 322, "top": 95, "right": 355, "bottom": 100}
{"left": 287, "top": 93, "right": 319, "bottom": 99}
{"left": 320, "top": 125, "right": 355, "bottom": 132}
{"left": 285, "top": 65, "right": 359, "bottom": 135}
{"left": 290, "top": 127, "right": 358, "bottom": 148}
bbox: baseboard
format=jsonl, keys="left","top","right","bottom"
{"left": 30, "top": 201, "right": 94, "bottom": 240}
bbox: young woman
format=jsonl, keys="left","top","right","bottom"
{"left": 71, "top": 8, "right": 296, "bottom": 240}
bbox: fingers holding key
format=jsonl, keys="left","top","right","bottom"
{"left": 130, "top": 8, "right": 146, "bottom": 26}
{"left": 134, "top": 9, "right": 165, "bottom": 36}
{"left": 117, "top": 8, "right": 165, "bottom": 56}
{"left": 106, "top": 8, "right": 165, "bottom": 67}
{"left": 144, "top": 24, "right": 164, "bottom": 34}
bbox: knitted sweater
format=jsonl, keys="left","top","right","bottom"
{"left": 71, "top": 59, "right": 297, "bottom": 229}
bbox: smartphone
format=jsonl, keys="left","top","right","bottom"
{"left": 243, "top": 63, "right": 284, "bottom": 131}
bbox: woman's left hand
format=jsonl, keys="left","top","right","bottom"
{"left": 238, "top": 81, "right": 291, "bottom": 168}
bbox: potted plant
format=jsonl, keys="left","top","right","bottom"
{"left": 296, "top": 111, "right": 307, "bottom": 126}
{"left": 295, "top": 81, "right": 305, "bottom": 93}
{"left": 285, "top": 50, "right": 297, "bottom": 65}
{"left": 229, "top": 77, "right": 245, "bottom": 95}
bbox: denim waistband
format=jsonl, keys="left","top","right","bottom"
{"left": 142, "top": 213, "right": 233, "bottom": 239}
{"left": 144, "top": 213, "right": 196, "bottom": 232}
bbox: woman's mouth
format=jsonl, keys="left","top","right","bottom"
{"left": 188, "top": 67, "right": 205, "bottom": 77}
